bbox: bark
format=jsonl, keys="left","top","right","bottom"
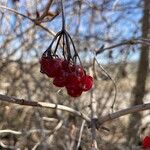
{"left": 127, "top": 0, "right": 150, "bottom": 146}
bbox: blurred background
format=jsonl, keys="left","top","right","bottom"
{"left": 0, "top": 0, "right": 150, "bottom": 149}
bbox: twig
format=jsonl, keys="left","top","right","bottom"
{"left": 49, "top": 120, "right": 63, "bottom": 135}
{"left": 0, "top": 141, "right": 14, "bottom": 149}
{"left": 99, "top": 103, "right": 150, "bottom": 125}
{"left": 36, "top": 0, "right": 53, "bottom": 21}
{"left": 90, "top": 90, "right": 98, "bottom": 150}
{"left": 0, "top": 5, "right": 55, "bottom": 36}
{"left": 47, "top": 120, "right": 63, "bottom": 144}
{"left": 0, "top": 94, "right": 149, "bottom": 126}
{"left": 0, "top": 129, "right": 51, "bottom": 135}
{"left": 76, "top": 120, "right": 86, "bottom": 150}
{"left": 96, "top": 39, "right": 150, "bottom": 55}
{"left": 42, "top": 117, "right": 58, "bottom": 122}
{"left": 0, "top": 94, "right": 90, "bottom": 122}
{"left": 94, "top": 57, "right": 117, "bottom": 112}
{"left": 0, "top": 129, "right": 21, "bottom": 135}
{"left": 32, "top": 142, "right": 41, "bottom": 150}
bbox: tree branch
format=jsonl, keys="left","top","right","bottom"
{"left": 0, "top": 5, "right": 55, "bottom": 36}
{"left": 99, "top": 103, "right": 150, "bottom": 125}
{"left": 37, "top": 0, "right": 54, "bottom": 21}
{"left": 96, "top": 39, "right": 150, "bottom": 55}
{"left": 0, "top": 94, "right": 90, "bottom": 122}
{"left": 0, "top": 94, "right": 149, "bottom": 127}
{"left": 90, "top": 90, "right": 98, "bottom": 149}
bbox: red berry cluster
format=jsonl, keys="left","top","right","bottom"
{"left": 40, "top": 56, "right": 93, "bottom": 97}
{"left": 142, "top": 136, "right": 150, "bottom": 149}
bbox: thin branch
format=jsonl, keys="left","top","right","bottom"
{"left": 0, "top": 141, "right": 14, "bottom": 149}
{"left": 0, "top": 130, "right": 21, "bottom": 135}
{"left": 49, "top": 120, "right": 63, "bottom": 135}
{"left": 61, "top": 0, "right": 66, "bottom": 30}
{"left": 0, "top": 129, "right": 51, "bottom": 135}
{"left": 0, "top": 94, "right": 149, "bottom": 126}
{"left": 94, "top": 57, "right": 117, "bottom": 112}
{"left": 76, "top": 120, "right": 86, "bottom": 150}
{"left": 90, "top": 90, "right": 98, "bottom": 150}
{"left": 0, "top": 94, "right": 90, "bottom": 122}
{"left": 42, "top": 117, "right": 58, "bottom": 122}
{"left": 99, "top": 103, "right": 150, "bottom": 125}
{"left": 47, "top": 120, "right": 63, "bottom": 144}
{"left": 96, "top": 39, "right": 150, "bottom": 55}
{"left": 37, "top": 0, "right": 53, "bottom": 21}
{"left": 0, "top": 5, "right": 55, "bottom": 36}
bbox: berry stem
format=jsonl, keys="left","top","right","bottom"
{"left": 62, "top": 33, "right": 66, "bottom": 59}
{"left": 46, "top": 31, "right": 62, "bottom": 57}
{"left": 53, "top": 33, "right": 62, "bottom": 55}
{"left": 64, "top": 31, "right": 72, "bottom": 61}
{"left": 66, "top": 31, "right": 83, "bottom": 66}
{"left": 61, "top": 0, "right": 65, "bottom": 30}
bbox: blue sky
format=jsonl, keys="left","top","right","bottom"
{"left": 0, "top": 0, "right": 143, "bottom": 64}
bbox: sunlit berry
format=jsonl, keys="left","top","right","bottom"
{"left": 72, "top": 65, "right": 85, "bottom": 77}
{"left": 40, "top": 57, "right": 63, "bottom": 78}
{"left": 81, "top": 75, "right": 93, "bottom": 91}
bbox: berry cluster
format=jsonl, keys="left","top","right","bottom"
{"left": 40, "top": 56, "right": 93, "bottom": 97}
{"left": 40, "top": 1, "right": 93, "bottom": 98}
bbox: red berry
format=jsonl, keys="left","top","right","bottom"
{"left": 66, "top": 87, "right": 82, "bottom": 97}
{"left": 65, "top": 74, "right": 81, "bottom": 88}
{"left": 65, "top": 65, "right": 85, "bottom": 87}
{"left": 65, "top": 74, "right": 83, "bottom": 97}
{"left": 40, "top": 57, "right": 63, "bottom": 78}
{"left": 72, "top": 65, "right": 85, "bottom": 77}
{"left": 40, "top": 56, "right": 50, "bottom": 74}
{"left": 53, "top": 76, "right": 66, "bottom": 87}
{"left": 62, "top": 60, "right": 70, "bottom": 71}
{"left": 40, "top": 56, "right": 93, "bottom": 97}
{"left": 142, "top": 136, "right": 150, "bottom": 149}
{"left": 81, "top": 75, "right": 93, "bottom": 91}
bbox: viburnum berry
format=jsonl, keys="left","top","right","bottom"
{"left": 142, "top": 136, "right": 150, "bottom": 149}
{"left": 62, "top": 60, "right": 72, "bottom": 72}
{"left": 40, "top": 57, "right": 93, "bottom": 97}
{"left": 40, "top": 57, "right": 63, "bottom": 78}
{"left": 66, "top": 74, "right": 81, "bottom": 88}
{"left": 66, "top": 86, "right": 83, "bottom": 97}
{"left": 53, "top": 76, "right": 66, "bottom": 87}
{"left": 40, "top": 56, "right": 50, "bottom": 74}
{"left": 40, "top": 1, "right": 94, "bottom": 98}
{"left": 65, "top": 64, "right": 85, "bottom": 86}
{"left": 71, "top": 65, "right": 85, "bottom": 77}
{"left": 52, "top": 60, "right": 71, "bottom": 87}
{"left": 81, "top": 75, "right": 93, "bottom": 91}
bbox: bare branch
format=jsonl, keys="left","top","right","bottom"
{"left": 76, "top": 120, "right": 86, "bottom": 150}
{"left": 0, "top": 141, "right": 15, "bottom": 149}
{"left": 90, "top": 90, "right": 98, "bottom": 149}
{"left": 0, "top": 94, "right": 90, "bottom": 122}
{"left": 99, "top": 103, "right": 150, "bottom": 125}
{"left": 36, "top": 0, "right": 55, "bottom": 21}
{"left": 0, "top": 5, "right": 56, "bottom": 36}
{"left": 96, "top": 39, "right": 150, "bottom": 55}
{"left": 0, "top": 130, "right": 21, "bottom": 135}
{"left": 94, "top": 57, "right": 117, "bottom": 112}
{"left": 0, "top": 94, "right": 149, "bottom": 127}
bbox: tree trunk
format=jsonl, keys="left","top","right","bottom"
{"left": 127, "top": 0, "right": 150, "bottom": 147}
